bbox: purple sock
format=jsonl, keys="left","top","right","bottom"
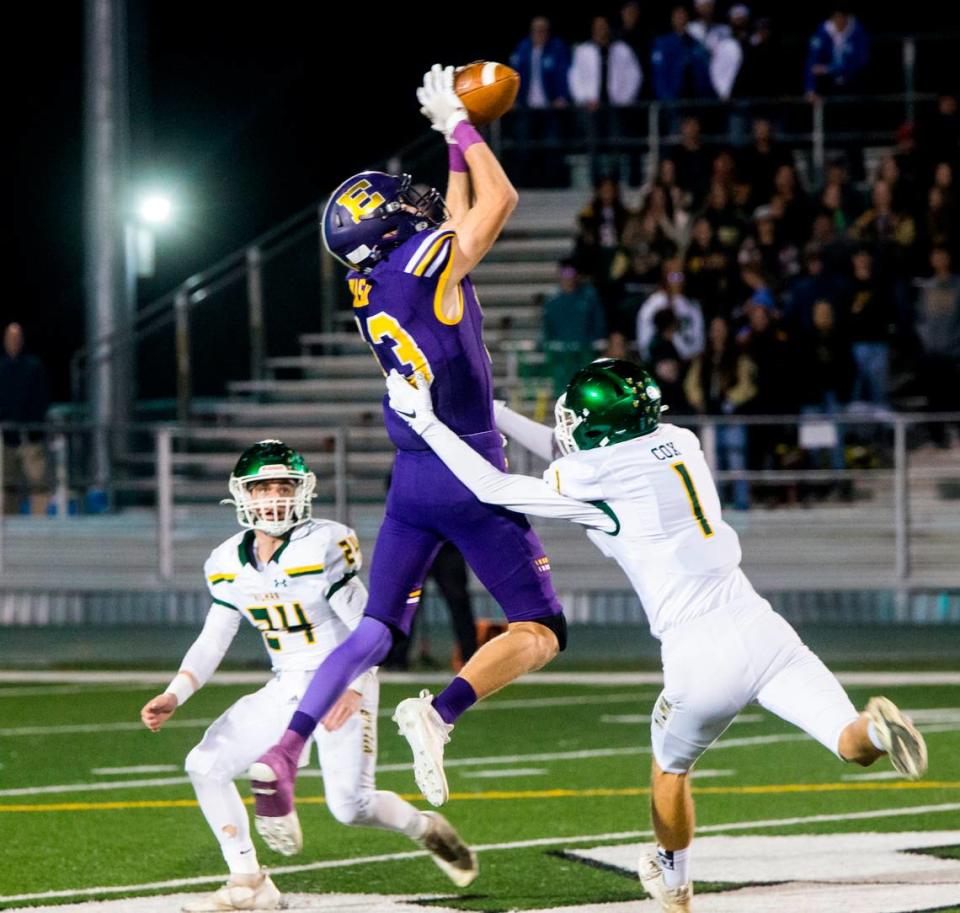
{"left": 285, "top": 616, "right": 393, "bottom": 740}
{"left": 432, "top": 676, "right": 477, "bottom": 724}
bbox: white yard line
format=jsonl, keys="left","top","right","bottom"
{"left": 90, "top": 766, "right": 180, "bottom": 776}
{"left": 0, "top": 694, "right": 649, "bottom": 738}
{"left": 1, "top": 670, "right": 959, "bottom": 686}
{"left": 3, "top": 802, "right": 957, "bottom": 905}
{"left": 5, "top": 724, "right": 958, "bottom": 799}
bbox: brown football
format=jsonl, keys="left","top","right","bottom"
{"left": 454, "top": 61, "right": 520, "bottom": 126}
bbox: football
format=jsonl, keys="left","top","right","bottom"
{"left": 454, "top": 61, "right": 520, "bottom": 126}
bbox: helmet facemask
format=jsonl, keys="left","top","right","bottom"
{"left": 226, "top": 468, "right": 317, "bottom": 537}
{"left": 554, "top": 393, "right": 582, "bottom": 455}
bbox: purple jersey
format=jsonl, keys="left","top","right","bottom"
{"left": 348, "top": 228, "right": 495, "bottom": 451}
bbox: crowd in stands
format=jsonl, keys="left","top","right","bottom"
{"left": 534, "top": 93, "right": 959, "bottom": 505}
{"left": 509, "top": 4, "right": 878, "bottom": 185}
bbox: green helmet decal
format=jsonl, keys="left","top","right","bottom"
{"left": 554, "top": 358, "right": 663, "bottom": 454}
{"left": 225, "top": 440, "right": 317, "bottom": 536}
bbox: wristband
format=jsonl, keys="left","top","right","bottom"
{"left": 164, "top": 671, "right": 196, "bottom": 706}
{"left": 452, "top": 120, "right": 484, "bottom": 153}
{"left": 448, "top": 143, "right": 468, "bottom": 173}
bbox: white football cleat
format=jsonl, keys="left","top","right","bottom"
{"left": 418, "top": 811, "right": 479, "bottom": 887}
{"left": 393, "top": 689, "right": 453, "bottom": 807}
{"left": 181, "top": 870, "right": 282, "bottom": 912}
{"left": 866, "top": 696, "right": 928, "bottom": 780}
{"left": 638, "top": 852, "right": 692, "bottom": 913}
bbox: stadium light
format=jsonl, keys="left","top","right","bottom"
{"left": 137, "top": 193, "right": 173, "bottom": 226}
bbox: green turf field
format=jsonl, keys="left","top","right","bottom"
{"left": 1, "top": 675, "right": 958, "bottom": 912}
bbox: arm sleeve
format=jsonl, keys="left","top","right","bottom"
{"left": 419, "top": 419, "right": 615, "bottom": 531}
{"left": 169, "top": 604, "right": 241, "bottom": 702}
{"left": 494, "top": 402, "right": 557, "bottom": 461}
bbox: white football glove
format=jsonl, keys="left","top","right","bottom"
{"left": 386, "top": 369, "right": 435, "bottom": 435}
{"left": 417, "top": 63, "right": 468, "bottom": 140}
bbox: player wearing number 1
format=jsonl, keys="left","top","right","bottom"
{"left": 140, "top": 441, "right": 476, "bottom": 912}
{"left": 248, "top": 63, "right": 566, "bottom": 848}
{"left": 386, "top": 358, "right": 928, "bottom": 913}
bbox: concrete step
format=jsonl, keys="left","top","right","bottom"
{"left": 266, "top": 355, "right": 377, "bottom": 378}
{"left": 191, "top": 400, "right": 385, "bottom": 424}
{"left": 297, "top": 332, "right": 370, "bottom": 354}
{"left": 485, "top": 237, "right": 572, "bottom": 263}
{"left": 470, "top": 261, "right": 559, "bottom": 284}
{"left": 227, "top": 373, "right": 513, "bottom": 400}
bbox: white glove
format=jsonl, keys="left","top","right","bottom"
{"left": 386, "top": 369, "right": 436, "bottom": 435}
{"left": 416, "top": 63, "right": 468, "bottom": 140}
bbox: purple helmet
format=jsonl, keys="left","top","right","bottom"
{"left": 321, "top": 171, "right": 447, "bottom": 273}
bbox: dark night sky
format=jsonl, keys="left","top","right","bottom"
{"left": 9, "top": 2, "right": 957, "bottom": 399}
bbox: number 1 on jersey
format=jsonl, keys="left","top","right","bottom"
{"left": 671, "top": 461, "right": 714, "bottom": 538}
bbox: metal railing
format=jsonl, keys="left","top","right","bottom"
{"left": 2, "top": 413, "right": 958, "bottom": 588}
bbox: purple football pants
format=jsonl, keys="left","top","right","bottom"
{"left": 284, "top": 431, "right": 563, "bottom": 738}
{"left": 364, "top": 431, "right": 563, "bottom": 635}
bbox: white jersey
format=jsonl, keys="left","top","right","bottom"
{"left": 544, "top": 423, "right": 754, "bottom": 638}
{"left": 203, "top": 519, "right": 364, "bottom": 672}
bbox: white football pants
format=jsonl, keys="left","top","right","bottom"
{"left": 651, "top": 596, "right": 860, "bottom": 774}
{"left": 185, "top": 670, "right": 425, "bottom": 874}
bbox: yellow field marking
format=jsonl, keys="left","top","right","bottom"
{"left": 1, "top": 781, "right": 958, "bottom": 814}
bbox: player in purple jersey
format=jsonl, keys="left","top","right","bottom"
{"left": 247, "top": 64, "right": 566, "bottom": 855}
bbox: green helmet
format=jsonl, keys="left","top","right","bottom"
{"left": 225, "top": 440, "right": 317, "bottom": 536}
{"left": 554, "top": 358, "right": 663, "bottom": 454}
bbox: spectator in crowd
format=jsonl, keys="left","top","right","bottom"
{"left": 731, "top": 15, "right": 782, "bottom": 100}
{"left": 913, "top": 246, "right": 960, "bottom": 444}
{"left": 847, "top": 247, "right": 896, "bottom": 407}
{"left": 0, "top": 322, "right": 50, "bottom": 515}
{"left": 647, "top": 308, "right": 691, "bottom": 415}
{"left": 667, "top": 116, "right": 713, "bottom": 205}
{"left": 638, "top": 183, "right": 689, "bottom": 250}
{"left": 876, "top": 153, "right": 916, "bottom": 217}
{"left": 710, "top": 149, "right": 737, "bottom": 194}
{"left": 736, "top": 118, "right": 793, "bottom": 206}
{"left": 636, "top": 257, "right": 705, "bottom": 362}
{"left": 818, "top": 180, "right": 856, "bottom": 236}
{"left": 651, "top": 5, "right": 713, "bottom": 111}
{"left": 616, "top": 0, "right": 654, "bottom": 92}
{"left": 509, "top": 16, "right": 572, "bottom": 187}
{"left": 920, "top": 94, "right": 959, "bottom": 173}
{"left": 784, "top": 242, "right": 851, "bottom": 337}
{"left": 770, "top": 163, "right": 813, "bottom": 247}
{"left": 804, "top": 6, "right": 870, "bottom": 100}
{"left": 541, "top": 259, "right": 608, "bottom": 396}
{"left": 684, "top": 315, "right": 757, "bottom": 509}
{"left": 688, "top": 0, "right": 743, "bottom": 101}
{"left": 737, "top": 295, "right": 801, "bottom": 503}
{"left": 849, "top": 179, "right": 917, "bottom": 276}
{"left": 739, "top": 204, "right": 799, "bottom": 292}
{"left": 639, "top": 156, "right": 693, "bottom": 213}
{"left": 574, "top": 176, "right": 631, "bottom": 322}
{"left": 569, "top": 15, "right": 643, "bottom": 148}
{"left": 918, "top": 186, "right": 957, "bottom": 266}
{"left": 798, "top": 299, "right": 854, "bottom": 481}
{"left": 684, "top": 215, "right": 734, "bottom": 320}
{"left": 699, "top": 180, "right": 746, "bottom": 252}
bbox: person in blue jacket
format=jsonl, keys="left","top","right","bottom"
{"left": 804, "top": 7, "right": 870, "bottom": 98}
{"left": 651, "top": 4, "right": 714, "bottom": 134}
{"left": 509, "top": 16, "right": 572, "bottom": 186}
